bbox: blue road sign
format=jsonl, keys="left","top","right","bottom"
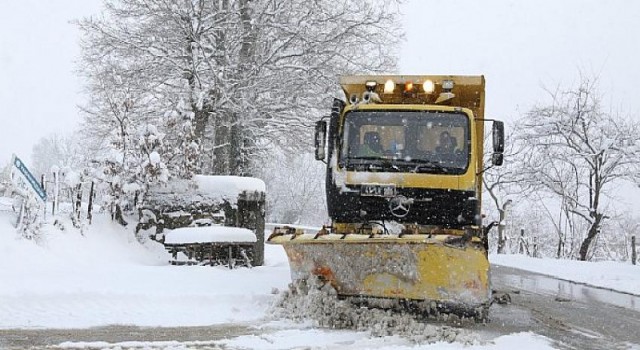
{"left": 12, "top": 155, "right": 47, "bottom": 202}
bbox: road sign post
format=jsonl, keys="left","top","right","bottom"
{"left": 10, "top": 154, "right": 47, "bottom": 203}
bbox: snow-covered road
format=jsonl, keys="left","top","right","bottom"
{"left": 488, "top": 265, "right": 640, "bottom": 350}
{"left": 3, "top": 265, "right": 638, "bottom": 350}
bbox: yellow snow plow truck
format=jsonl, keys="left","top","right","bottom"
{"left": 268, "top": 75, "right": 504, "bottom": 320}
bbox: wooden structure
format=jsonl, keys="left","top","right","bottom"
{"left": 140, "top": 176, "right": 266, "bottom": 267}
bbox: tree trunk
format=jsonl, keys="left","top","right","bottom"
{"left": 632, "top": 235, "right": 637, "bottom": 265}
{"left": 114, "top": 203, "right": 128, "bottom": 227}
{"left": 229, "top": 117, "right": 247, "bottom": 176}
{"left": 239, "top": 0, "right": 255, "bottom": 64}
{"left": 497, "top": 208, "right": 506, "bottom": 254}
{"left": 578, "top": 215, "right": 602, "bottom": 261}
{"left": 556, "top": 234, "right": 564, "bottom": 259}
{"left": 213, "top": 113, "right": 231, "bottom": 175}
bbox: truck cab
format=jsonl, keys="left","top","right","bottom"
{"left": 315, "top": 75, "right": 504, "bottom": 233}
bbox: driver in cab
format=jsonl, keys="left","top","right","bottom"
{"left": 435, "top": 130, "right": 466, "bottom": 167}
{"left": 357, "top": 131, "right": 384, "bottom": 157}
{"left": 435, "top": 131, "right": 457, "bottom": 155}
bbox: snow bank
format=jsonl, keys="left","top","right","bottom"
{"left": 164, "top": 226, "right": 257, "bottom": 244}
{"left": 0, "top": 212, "right": 289, "bottom": 329}
{"left": 490, "top": 254, "right": 640, "bottom": 296}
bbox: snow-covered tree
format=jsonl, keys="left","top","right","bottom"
{"left": 133, "top": 123, "right": 169, "bottom": 201}
{"left": 613, "top": 215, "right": 640, "bottom": 262}
{"left": 31, "top": 133, "right": 85, "bottom": 179}
{"left": 482, "top": 127, "right": 529, "bottom": 254}
{"left": 514, "top": 77, "right": 640, "bottom": 261}
{"left": 78, "top": 51, "right": 171, "bottom": 225}
{"left": 162, "top": 101, "right": 199, "bottom": 179}
{"left": 77, "top": 0, "right": 401, "bottom": 177}
{"left": 0, "top": 162, "right": 10, "bottom": 195}
{"left": 259, "top": 152, "right": 327, "bottom": 226}
{"left": 15, "top": 195, "right": 45, "bottom": 240}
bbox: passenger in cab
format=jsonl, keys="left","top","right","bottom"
{"left": 435, "top": 131, "right": 457, "bottom": 155}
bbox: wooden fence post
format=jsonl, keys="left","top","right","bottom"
{"left": 74, "top": 183, "right": 83, "bottom": 225}
{"left": 15, "top": 199, "right": 25, "bottom": 229}
{"left": 87, "top": 181, "right": 95, "bottom": 225}
{"left": 40, "top": 174, "right": 47, "bottom": 220}
{"left": 632, "top": 236, "right": 637, "bottom": 265}
{"left": 51, "top": 169, "right": 58, "bottom": 216}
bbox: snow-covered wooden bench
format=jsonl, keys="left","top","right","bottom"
{"left": 164, "top": 226, "right": 257, "bottom": 268}
{"left": 141, "top": 175, "right": 266, "bottom": 267}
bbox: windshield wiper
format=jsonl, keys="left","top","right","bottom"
{"left": 412, "top": 160, "right": 447, "bottom": 173}
{"left": 349, "top": 156, "right": 382, "bottom": 161}
{"left": 347, "top": 157, "right": 402, "bottom": 172}
{"left": 347, "top": 157, "right": 449, "bottom": 173}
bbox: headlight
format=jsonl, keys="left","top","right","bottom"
{"left": 422, "top": 80, "right": 435, "bottom": 94}
{"left": 383, "top": 79, "right": 396, "bottom": 94}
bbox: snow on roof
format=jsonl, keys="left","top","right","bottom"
{"left": 164, "top": 226, "right": 257, "bottom": 244}
{"left": 146, "top": 175, "right": 265, "bottom": 207}
{"left": 194, "top": 175, "right": 265, "bottom": 198}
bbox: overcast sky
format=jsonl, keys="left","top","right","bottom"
{"left": 400, "top": 0, "right": 640, "bottom": 122}
{"left": 1, "top": 0, "right": 639, "bottom": 170}
{"left": 0, "top": 0, "right": 99, "bottom": 166}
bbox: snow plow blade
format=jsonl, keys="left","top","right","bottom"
{"left": 268, "top": 228, "right": 490, "bottom": 317}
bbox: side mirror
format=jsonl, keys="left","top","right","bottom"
{"left": 314, "top": 120, "right": 327, "bottom": 161}
{"left": 492, "top": 152, "right": 504, "bottom": 166}
{"left": 491, "top": 121, "right": 505, "bottom": 166}
{"left": 492, "top": 121, "right": 505, "bottom": 153}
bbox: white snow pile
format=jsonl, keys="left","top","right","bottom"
{"left": 164, "top": 226, "right": 257, "bottom": 244}
{"left": 268, "top": 280, "right": 478, "bottom": 345}
{"left": 0, "top": 209, "right": 289, "bottom": 329}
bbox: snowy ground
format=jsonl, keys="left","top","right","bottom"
{"left": 1, "top": 204, "right": 636, "bottom": 349}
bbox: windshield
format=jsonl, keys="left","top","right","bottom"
{"left": 341, "top": 110, "right": 470, "bottom": 174}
